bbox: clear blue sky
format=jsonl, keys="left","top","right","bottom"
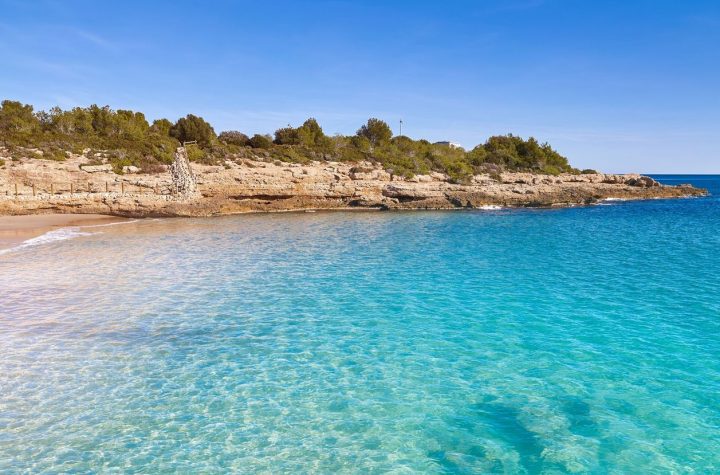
{"left": 1, "top": 0, "right": 718, "bottom": 173}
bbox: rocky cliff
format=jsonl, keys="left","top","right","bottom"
{"left": 0, "top": 150, "right": 706, "bottom": 217}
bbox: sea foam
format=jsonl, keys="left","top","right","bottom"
{"left": 0, "top": 227, "right": 94, "bottom": 255}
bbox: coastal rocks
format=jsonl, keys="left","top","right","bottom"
{"left": 626, "top": 176, "right": 659, "bottom": 187}
{"left": 80, "top": 164, "right": 113, "bottom": 173}
{"left": 0, "top": 150, "right": 707, "bottom": 217}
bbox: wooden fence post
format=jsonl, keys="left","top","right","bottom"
{"left": 15, "top": 183, "right": 18, "bottom": 196}
{"left": 105, "top": 182, "right": 109, "bottom": 193}
{"left": 121, "top": 182, "right": 125, "bottom": 194}
{"left": 70, "top": 183, "right": 74, "bottom": 196}
{"left": 51, "top": 183, "right": 54, "bottom": 194}
{"left": 32, "top": 184, "right": 36, "bottom": 197}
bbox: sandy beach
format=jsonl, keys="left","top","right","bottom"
{"left": 0, "top": 214, "right": 128, "bottom": 251}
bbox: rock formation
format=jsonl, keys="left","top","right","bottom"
{"left": 0, "top": 147, "right": 707, "bottom": 217}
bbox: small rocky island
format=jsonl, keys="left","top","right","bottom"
{"left": 0, "top": 100, "right": 706, "bottom": 217}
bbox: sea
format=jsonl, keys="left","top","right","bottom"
{"left": 1, "top": 175, "right": 718, "bottom": 473}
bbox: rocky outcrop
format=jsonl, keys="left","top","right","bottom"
{"left": 0, "top": 151, "right": 707, "bottom": 217}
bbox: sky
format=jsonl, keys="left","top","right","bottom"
{"left": 1, "top": 0, "right": 719, "bottom": 173}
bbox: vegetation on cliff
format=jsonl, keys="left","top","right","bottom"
{"left": 0, "top": 99, "right": 575, "bottom": 181}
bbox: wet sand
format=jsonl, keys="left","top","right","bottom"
{"left": 0, "top": 214, "right": 128, "bottom": 251}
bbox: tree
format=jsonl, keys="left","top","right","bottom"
{"left": 296, "top": 118, "right": 325, "bottom": 147}
{"left": 169, "top": 114, "right": 216, "bottom": 147}
{"left": 218, "top": 130, "right": 249, "bottom": 146}
{"left": 150, "top": 118, "right": 173, "bottom": 136}
{"left": 248, "top": 134, "right": 272, "bottom": 149}
{"left": 466, "top": 145, "right": 488, "bottom": 167}
{"left": 115, "top": 110, "right": 149, "bottom": 140}
{"left": 0, "top": 100, "right": 39, "bottom": 135}
{"left": 357, "top": 118, "right": 392, "bottom": 146}
{"left": 274, "top": 126, "right": 298, "bottom": 145}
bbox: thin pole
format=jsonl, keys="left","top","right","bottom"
{"left": 121, "top": 182, "right": 125, "bottom": 194}
{"left": 105, "top": 182, "right": 109, "bottom": 193}
{"left": 15, "top": 183, "right": 18, "bottom": 196}
{"left": 70, "top": 183, "right": 74, "bottom": 196}
{"left": 51, "top": 183, "right": 54, "bottom": 194}
{"left": 32, "top": 184, "right": 36, "bottom": 197}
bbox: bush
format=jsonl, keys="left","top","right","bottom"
{"left": 357, "top": 118, "right": 392, "bottom": 146}
{"left": 218, "top": 130, "right": 249, "bottom": 146}
{"left": 1, "top": 98, "right": 582, "bottom": 178}
{"left": 541, "top": 165, "right": 562, "bottom": 175}
{"left": 581, "top": 168, "right": 598, "bottom": 174}
{"left": 248, "top": 134, "right": 272, "bottom": 149}
{"left": 186, "top": 146, "right": 206, "bottom": 162}
{"left": 274, "top": 126, "right": 298, "bottom": 145}
{"left": 170, "top": 114, "right": 216, "bottom": 147}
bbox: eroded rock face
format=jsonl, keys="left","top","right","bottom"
{"left": 0, "top": 151, "right": 707, "bottom": 217}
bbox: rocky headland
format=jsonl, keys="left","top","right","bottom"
{"left": 0, "top": 147, "right": 706, "bottom": 218}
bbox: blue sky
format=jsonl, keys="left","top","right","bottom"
{"left": 1, "top": 0, "right": 718, "bottom": 172}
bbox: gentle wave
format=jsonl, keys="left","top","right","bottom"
{"left": 80, "top": 219, "right": 140, "bottom": 229}
{"left": 0, "top": 227, "right": 94, "bottom": 255}
{"left": 478, "top": 205, "right": 503, "bottom": 210}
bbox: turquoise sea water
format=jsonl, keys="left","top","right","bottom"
{"left": 1, "top": 176, "right": 719, "bottom": 473}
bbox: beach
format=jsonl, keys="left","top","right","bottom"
{"left": 0, "top": 214, "right": 128, "bottom": 251}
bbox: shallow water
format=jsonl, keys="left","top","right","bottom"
{"left": 1, "top": 176, "right": 719, "bottom": 473}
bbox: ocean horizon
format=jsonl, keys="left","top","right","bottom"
{"left": 1, "top": 175, "right": 718, "bottom": 473}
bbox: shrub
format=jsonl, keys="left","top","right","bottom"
{"left": 357, "top": 118, "right": 392, "bottom": 146}
{"left": 186, "top": 146, "right": 206, "bottom": 162}
{"left": 1, "top": 98, "right": 583, "bottom": 179}
{"left": 541, "top": 164, "right": 562, "bottom": 175}
{"left": 151, "top": 118, "right": 173, "bottom": 136}
{"left": 248, "top": 134, "right": 272, "bottom": 149}
{"left": 218, "top": 130, "right": 249, "bottom": 146}
{"left": 170, "top": 114, "right": 216, "bottom": 147}
{"left": 581, "top": 168, "right": 598, "bottom": 174}
{"left": 274, "top": 126, "right": 298, "bottom": 145}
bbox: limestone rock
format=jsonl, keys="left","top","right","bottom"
{"left": 81, "top": 164, "right": 113, "bottom": 173}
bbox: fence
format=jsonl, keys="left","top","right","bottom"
{"left": 2, "top": 181, "right": 168, "bottom": 197}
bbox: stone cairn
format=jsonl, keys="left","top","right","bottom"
{"left": 169, "top": 146, "right": 198, "bottom": 199}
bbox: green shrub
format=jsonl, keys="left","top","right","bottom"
{"left": 541, "top": 164, "right": 562, "bottom": 175}
{"left": 186, "top": 146, "right": 206, "bottom": 162}
{"left": 1, "top": 98, "right": 582, "bottom": 179}
{"left": 218, "top": 130, "right": 249, "bottom": 146}
{"left": 170, "top": 114, "right": 216, "bottom": 147}
{"left": 248, "top": 134, "right": 272, "bottom": 149}
{"left": 357, "top": 118, "right": 392, "bottom": 146}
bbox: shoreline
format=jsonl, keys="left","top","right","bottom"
{"left": 0, "top": 214, "right": 129, "bottom": 251}
{"left": 0, "top": 154, "right": 708, "bottom": 218}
